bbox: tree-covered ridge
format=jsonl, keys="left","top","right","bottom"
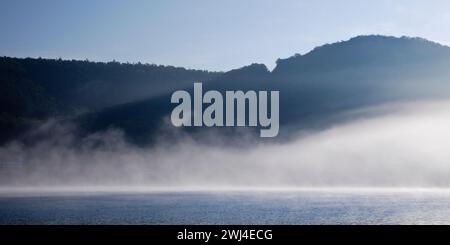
{"left": 2, "top": 35, "right": 450, "bottom": 145}
{"left": 0, "top": 56, "right": 221, "bottom": 143}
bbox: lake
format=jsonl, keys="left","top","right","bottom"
{"left": 1, "top": 190, "right": 450, "bottom": 224}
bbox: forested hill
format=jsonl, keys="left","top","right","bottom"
{"left": 2, "top": 35, "right": 450, "bottom": 145}
{"left": 0, "top": 57, "right": 221, "bottom": 143}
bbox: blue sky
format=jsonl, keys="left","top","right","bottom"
{"left": 1, "top": 0, "right": 450, "bottom": 71}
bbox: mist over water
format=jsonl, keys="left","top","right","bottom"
{"left": 2, "top": 100, "right": 450, "bottom": 190}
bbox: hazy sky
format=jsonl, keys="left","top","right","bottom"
{"left": 1, "top": 0, "right": 450, "bottom": 71}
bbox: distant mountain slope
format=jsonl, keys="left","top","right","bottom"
{"left": 81, "top": 35, "right": 450, "bottom": 144}
{"left": 273, "top": 35, "right": 450, "bottom": 75}
{"left": 270, "top": 35, "right": 450, "bottom": 127}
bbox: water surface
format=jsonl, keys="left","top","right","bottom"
{"left": 1, "top": 190, "right": 450, "bottom": 224}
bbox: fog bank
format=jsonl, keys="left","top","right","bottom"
{"left": 2, "top": 101, "right": 450, "bottom": 189}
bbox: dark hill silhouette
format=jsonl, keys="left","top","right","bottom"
{"left": 2, "top": 35, "right": 450, "bottom": 144}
